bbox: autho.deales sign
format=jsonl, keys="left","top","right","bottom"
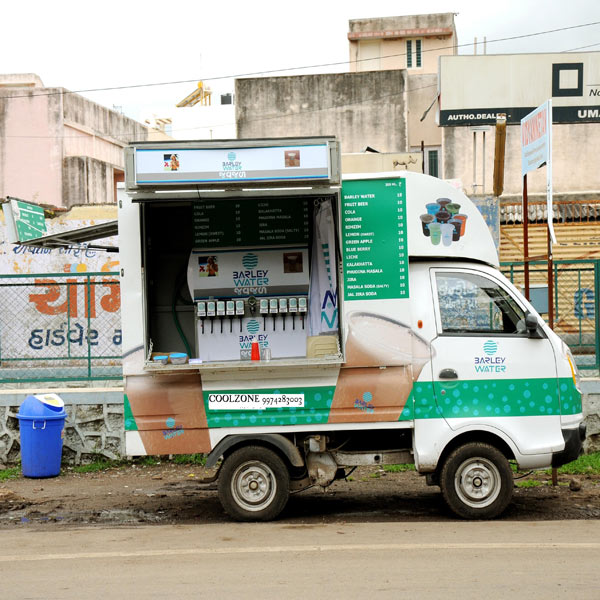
{"left": 439, "top": 53, "right": 600, "bottom": 126}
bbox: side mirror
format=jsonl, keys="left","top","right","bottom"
{"left": 525, "top": 312, "right": 543, "bottom": 338}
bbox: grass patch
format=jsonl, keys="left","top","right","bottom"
{"left": 72, "top": 458, "right": 122, "bottom": 473}
{"left": 548, "top": 452, "right": 600, "bottom": 476}
{"left": 171, "top": 454, "right": 207, "bottom": 466}
{"left": 0, "top": 467, "right": 20, "bottom": 481}
{"left": 515, "top": 479, "right": 546, "bottom": 488}
{"left": 383, "top": 463, "right": 416, "bottom": 473}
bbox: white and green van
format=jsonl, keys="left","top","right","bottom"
{"left": 120, "top": 138, "right": 584, "bottom": 520}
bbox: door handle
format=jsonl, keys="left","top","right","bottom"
{"left": 439, "top": 368, "right": 458, "bottom": 379}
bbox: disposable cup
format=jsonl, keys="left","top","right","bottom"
{"left": 449, "top": 219, "right": 462, "bottom": 241}
{"left": 447, "top": 203, "right": 461, "bottom": 215}
{"left": 420, "top": 214, "right": 434, "bottom": 236}
{"left": 455, "top": 214, "right": 468, "bottom": 236}
{"left": 441, "top": 223, "right": 454, "bottom": 246}
{"left": 428, "top": 222, "right": 441, "bottom": 245}
{"left": 437, "top": 198, "right": 452, "bottom": 208}
{"left": 435, "top": 210, "right": 451, "bottom": 223}
{"left": 426, "top": 203, "right": 440, "bottom": 216}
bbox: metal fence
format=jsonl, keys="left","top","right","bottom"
{"left": 501, "top": 259, "right": 600, "bottom": 371}
{"left": 0, "top": 272, "right": 122, "bottom": 383}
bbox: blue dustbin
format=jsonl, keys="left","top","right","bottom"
{"left": 17, "top": 394, "right": 67, "bottom": 478}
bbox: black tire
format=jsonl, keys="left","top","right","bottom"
{"left": 217, "top": 446, "right": 290, "bottom": 522}
{"left": 440, "top": 442, "right": 513, "bottom": 519}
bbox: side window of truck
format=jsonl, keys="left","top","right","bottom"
{"left": 435, "top": 272, "right": 526, "bottom": 335}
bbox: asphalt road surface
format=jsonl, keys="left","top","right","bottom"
{"left": 1, "top": 520, "right": 599, "bottom": 599}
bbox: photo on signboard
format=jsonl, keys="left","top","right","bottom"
{"left": 197, "top": 255, "right": 219, "bottom": 277}
{"left": 283, "top": 252, "right": 303, "bottom": 273}
{"left": 164, "top": 153, "right": 180, "bottom": 172}
{"left": 284, "top": 150, "right": 300, "bottom": 168}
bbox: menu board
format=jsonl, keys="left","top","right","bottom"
{"left": 193, "top": 198, "right": 310, "bottom": 247}
{"left": 341, "top": 178, "right": 409, "bottom": 300}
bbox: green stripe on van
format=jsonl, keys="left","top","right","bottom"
{"left": 124, "top": 394, "right": 139, "bottom": 431}
{"left": 401, "top": 377, "right": 581, "bottom": 420}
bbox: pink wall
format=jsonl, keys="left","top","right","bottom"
{"left": 0, "top": 89, "right": 64, "bottom": 207}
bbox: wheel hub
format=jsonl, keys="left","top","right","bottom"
{"left": 231, "top": 461, "right": 277, "bottom": 511}
{"left": 455, "top": 457, "right": 502, "bottom": 509}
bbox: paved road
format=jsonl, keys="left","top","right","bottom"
{"left": 1, "top": 521, "right": 598, "bottom": 599}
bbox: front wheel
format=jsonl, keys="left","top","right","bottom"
{"left": 218, "top": 446, "right": 290, "bottom": 521}
{"left": 440, "top": 442, "right": 513, "bottom": 519}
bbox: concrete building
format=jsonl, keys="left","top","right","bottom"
{"left": 237, "top": 14, "right": 456, "bottom": 176}
{"left": 0, "top": 74, "right": 168, "bottom": 209}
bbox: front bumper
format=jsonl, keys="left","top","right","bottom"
{"left": 552, "top": 423, "right": 587, "bottom": 468}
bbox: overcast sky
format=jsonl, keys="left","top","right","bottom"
{"left": 3, "top": 0, "right": 600, "bottom": 122}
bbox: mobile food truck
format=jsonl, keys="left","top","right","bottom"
{"left": 120, "top": 137, "right": 584, "bottom": 521}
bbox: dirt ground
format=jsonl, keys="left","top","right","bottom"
{"left": 1, "top": 462, "right": 599, "bottom": 528}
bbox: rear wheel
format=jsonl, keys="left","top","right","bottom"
{"left": 218, "top": 446, "right": 290, "bottom": 521}
{"left": 440, "top": 442, "right": 513, "bottom": 519}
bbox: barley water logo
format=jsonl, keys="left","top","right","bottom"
{"left": 233, "top": 253, "right": 270, "bottom": 295}
{"left": 242, "top": 253, "right": 259, "bottom": 269}
{"left": 221, "top": 150, "right": 244, "bottom": 179}
{"left": 483, "top": 340, "right": 498, "bottom": 355}
{"left": 246, "top": 320, "right": 260, "bottom": 335}
{"left": 163, "top": 416, "right": 184, "bottom": 440}
{"left": 239, "top": 319, "right": 268, "bottom": 358}
{"left": 354, "top": 391, "right": 375, "bottom": 414}
{"left": 474, "top": 340, "right": 506, "bottom": 373}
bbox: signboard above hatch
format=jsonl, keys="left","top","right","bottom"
{"left": 126, "top": 138, "right": 340, "bottom": 190}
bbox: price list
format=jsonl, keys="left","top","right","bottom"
{"left": 193, "top": 198, "right": 310, "bottom": 247}
{"left": 341, "top": 178, "right": 409, "bottom": 300}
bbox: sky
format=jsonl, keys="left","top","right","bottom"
{"left": 3, "top": 0, "right": 600, "bottom": 124}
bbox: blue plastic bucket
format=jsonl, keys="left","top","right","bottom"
{"left": 17, "top": 394, "right": 67, "bottom": 478}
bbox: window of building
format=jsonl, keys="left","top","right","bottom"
{"left": 435, "top": 271, "right": 526, "bottom": 335}
{"left": 220, "top": 93, "right": 234, "bottom": 105}
{"left": 406, "top": 39, "right": 422, "bottom": 69}
{"left": 427, "top": 149, "right": 439, "bottom": 178}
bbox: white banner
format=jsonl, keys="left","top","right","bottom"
{"left": 521, "top": 100, "right": 556, "bottom": 244}
{"left": 309, "top": 200, "right": 338, "bottom": 335}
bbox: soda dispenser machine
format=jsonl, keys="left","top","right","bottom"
{"left": 187, "top": 247, "right": 309, "bottom": 362}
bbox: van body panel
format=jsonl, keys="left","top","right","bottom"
{"left": 119, "top": 146, "right": 583, "bottom": 485}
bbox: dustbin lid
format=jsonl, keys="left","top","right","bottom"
{"left": 17, "top": 394, "right": 66, "bottom": 420}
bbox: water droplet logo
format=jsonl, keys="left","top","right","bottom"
{"left": 363, "top": 392, "right": 373, "bottom": 402}
{"left": 246, "top": 320, "right": 260, "bottom": 334}
{"left": 242, "top": 253, "right": 259, "bottom": 269}
{"left": 483, "top": 340, "right": 498, "bottom": 356}
{"left": 227, "top": 151, "right": 236, "bottom": 161}
{"left": 166, "top": 417, "right": 176, "bottom": 428}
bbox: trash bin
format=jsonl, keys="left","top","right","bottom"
{"left": 17, "top": 394, "right": 67, "bottom": 478}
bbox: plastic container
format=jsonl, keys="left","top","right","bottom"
{"left": 170, "top": 352, "right": 188, "bottom": 365}
{"left": 17, "top": 394, "right": 66, "bottom": 478}
{"left": 153, "top": 355, "right": 168, "bottom": 364}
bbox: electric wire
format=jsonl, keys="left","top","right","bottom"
{"left": 2, "top": 19, "right": 599, "bottom": 101}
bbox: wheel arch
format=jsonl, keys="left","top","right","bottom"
{"left": 428, "top": 427, "right": 517, "bottom": 485}
{"left": 206, "top": 433, "right": 304, "bottom": 469}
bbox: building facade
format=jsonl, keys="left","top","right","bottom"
{"left": 0, "top": 74, "right": 167, "bottom": 209}
{"left": 236, "top": 14, "right": 456, "bottom": 173}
